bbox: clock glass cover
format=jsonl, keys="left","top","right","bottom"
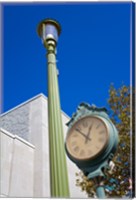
{"left": 66, "top": 116, "right": 109, "bottom": 161}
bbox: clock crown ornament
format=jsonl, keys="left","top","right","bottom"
{"left": 66, "top": 102, "right": 108, "bottom": 128}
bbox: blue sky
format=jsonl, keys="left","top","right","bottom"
{"left": 2, "top": 2, "right": 131, "bottom": 116}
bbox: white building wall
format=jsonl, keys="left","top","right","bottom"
{"left": 29, "top": 95, "right": 50, "bottom": 197}
{"left": 0, "top": 128, "right": 34, "bottom": 197}
{"left": 0, "top": 94, "right": 87, "bottom": 198}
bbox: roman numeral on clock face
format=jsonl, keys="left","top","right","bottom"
{"left": 82, "top": 120, "right": 88, "bottom": 128}
{"left": 88, "top": 150, "right": 92, "bottom": 156}
{"left": 73, "top": 146, "right": 79, "bottom": 153}
{"left": 99, "top": 137, "right": 105, "bottom": 142}
{"left": 80, "top": 150, "right": 85, "bottom": 156}
{"left": 96, "top": 124, "right": 101, "bottom": 129}
{"left": 71, "top": 141, "right": 77, "bottom": 146}
{"left": 73, "top": 133, "right": 78, "bottom": 137}
{"left": 99, "top": 130, "right": 105, "bottom": 134}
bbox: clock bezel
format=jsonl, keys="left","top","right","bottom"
{"left": 65, "top": 115, "right": 110, "bottom": 162}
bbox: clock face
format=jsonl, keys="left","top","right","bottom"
{"left": 66, "top": 116, "right": 109, "bottom": 161}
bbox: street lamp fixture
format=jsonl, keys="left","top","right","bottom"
{"left": 37, "top": 19, "right": 61, "bottom": 48}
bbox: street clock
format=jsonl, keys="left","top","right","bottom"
{"left": 66, "top": 115, "right": 109, "bottom": 161}
{"left": 65, "top": 103, "right": 118, "bottom": 178}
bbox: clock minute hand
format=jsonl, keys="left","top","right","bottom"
{"left": 85, "top": 124, "right": 93, "bottom": 144}
{"left": 75, "top": 128, "right": 91, "bottom": 141}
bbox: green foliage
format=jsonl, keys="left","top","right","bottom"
{"left": 75, "top": 85, "right": 133, "bottom": 198}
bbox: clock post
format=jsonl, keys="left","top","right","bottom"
{"left": 65, "top": 102, "right": 118, "bottom": 198}
{"left": 37, "top": 19, "right": 69, "bottom": 197}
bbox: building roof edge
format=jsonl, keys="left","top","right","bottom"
{"left": 0, "top": 93, "right": 70, "bottom": 120}
{"left": 0, "top": 93, "right": 46, "bottom": 117}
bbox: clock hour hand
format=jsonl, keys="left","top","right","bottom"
{"left": 75, "top": 128, "right": 91, "bottom": 141}
{"left": 85, "top": 124, "right": 93, "bottom": 144}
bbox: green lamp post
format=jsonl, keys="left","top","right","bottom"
{"left": 37, "top": 19, "right": 69, "bottom": 198}
{"left": 65, "top": 102, "right": 118, "bottom": 198}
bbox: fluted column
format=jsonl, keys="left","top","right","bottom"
{"left": 47, "top": 44, "right": 70, "bottom": 197}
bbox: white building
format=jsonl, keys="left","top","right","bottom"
{"left": 0, "top": 94, "right": 87, "bottom": 198}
